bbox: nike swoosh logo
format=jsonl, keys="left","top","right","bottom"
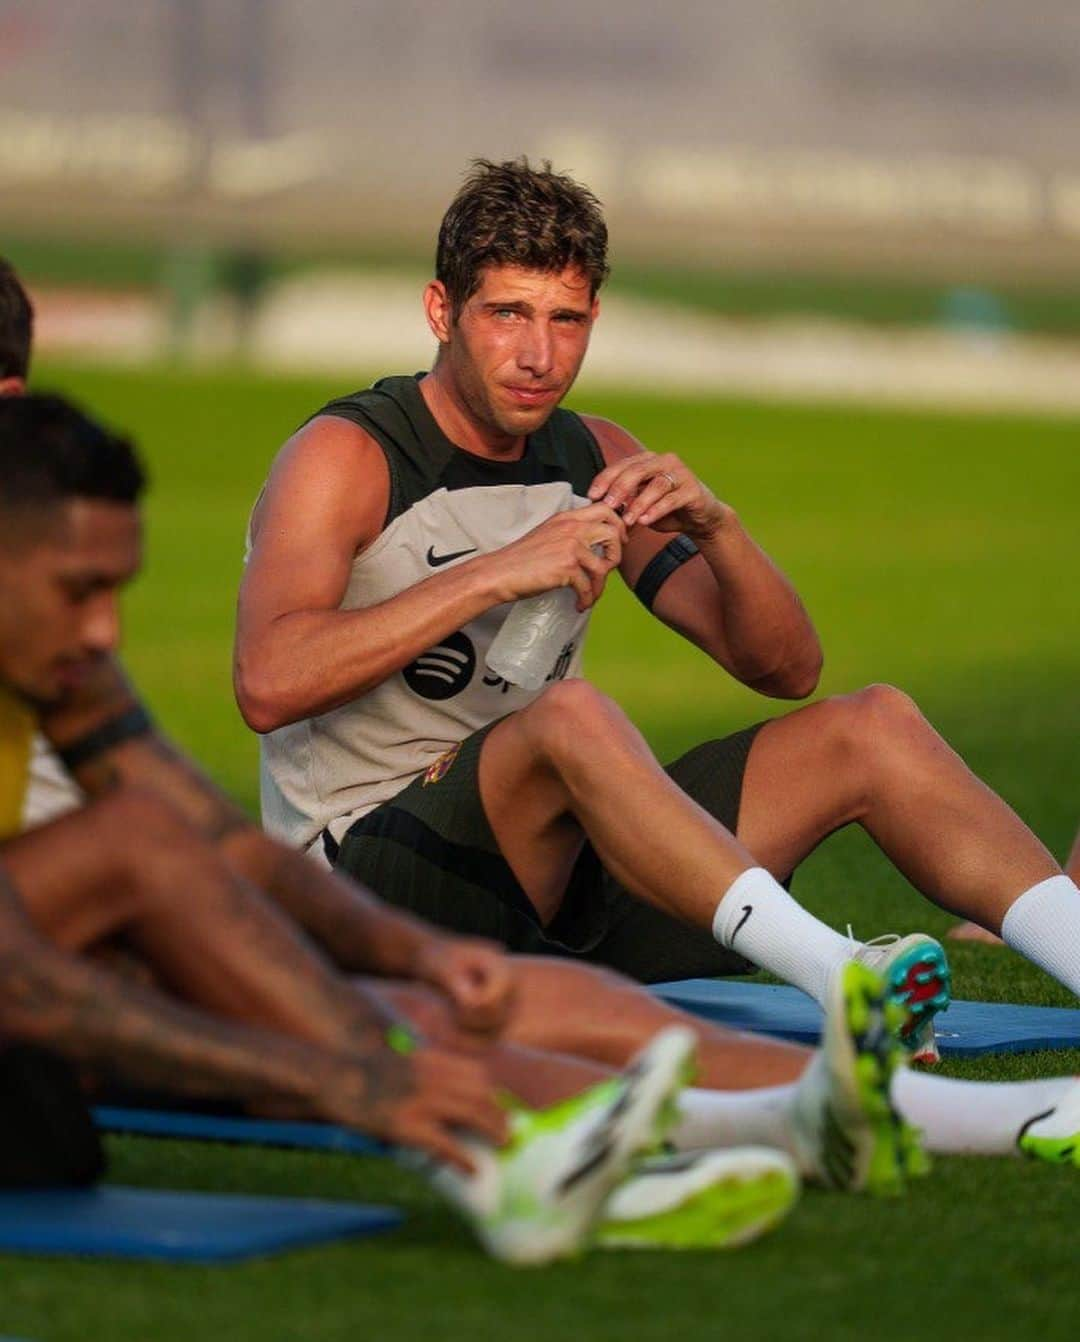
{"left": 729, "top": 904, "right": 753, "bottom": 945}
{"left": 426, "top": 545, "right": 478, "bottom": 567}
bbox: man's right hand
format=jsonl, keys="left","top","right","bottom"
{"left": 327, "top": 1043, "right": 509, "bottom": 1171}
{"left": 489, "top": 503, "right": 627, "bottom": 611}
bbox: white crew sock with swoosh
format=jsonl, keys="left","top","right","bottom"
{"left": 710, "top": 866, "right": 853, "bottom": 1005}
{"left": 670, "top": 1070, "right": 1076, "bottom": 1161}
{"left": 1000, "top": 874, "right": 1080, "bottom": 996}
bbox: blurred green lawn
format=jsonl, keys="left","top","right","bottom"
{"left": 3, "top": 360, "right": 1076, "bottom": 1342}
{"left": 10, "top": 233, "right": 1080, "bottom": 334}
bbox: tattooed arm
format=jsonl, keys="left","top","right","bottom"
{"left": 0, "top": 856, "right": 382, "bottom": 1123}
{"left": 0, "top": 858, "right": 505, "bottom": 1165}
{"left": 39, "top": 658, "right": 516, "bottom": 1032}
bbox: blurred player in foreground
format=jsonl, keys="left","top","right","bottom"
{"left": 0, "top": 258, "right": 83, "bottom": 828}
{"left": 237, "top": 160, "right": 1080, "bottom": 1067}
{"left": 3, "top": 395, "right": 1078, "bottom": 1268}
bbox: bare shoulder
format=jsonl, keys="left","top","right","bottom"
{"left": 578, "top": 413, "right": 647, "bottom": 465}
{"left": 250, "top": 414, "right": 390, "bottom": 550}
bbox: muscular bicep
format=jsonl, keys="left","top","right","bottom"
{"left": 238, "top": 417, "right": 390, "bottom": 639}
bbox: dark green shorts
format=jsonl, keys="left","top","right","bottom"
{"left": 333, "top": 721, "right": 768, "bottom": 983}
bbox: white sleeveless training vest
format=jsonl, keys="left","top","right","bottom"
{"left": 251, "top": 374, "right": 606, "bottom": 855}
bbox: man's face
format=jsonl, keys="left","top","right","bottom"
{"left": 426, "top": 264, "right": 599, "bottom": 438}
{"left": 0, "top": 497, "right": 141, "bottom": 704}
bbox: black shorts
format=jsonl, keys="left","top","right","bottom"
{"left": 0, "top": 1043, "right": 105, "bottom": 1187}
{"left": 333, "top": 720, "right": 768, "bottom": 983}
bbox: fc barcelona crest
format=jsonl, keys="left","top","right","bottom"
{"left": 423, "top": 742, "right": 461, "bottom": 786}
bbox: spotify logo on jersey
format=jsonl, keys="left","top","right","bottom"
{"left": 403, "top": 631, "right": 476, "bottom": 700}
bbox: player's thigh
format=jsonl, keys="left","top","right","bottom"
{"left": 3, "top": 797, "right": 141, "bottom": 948}
{"left": 1, "top": 789, "right": 195, "bottom": 950}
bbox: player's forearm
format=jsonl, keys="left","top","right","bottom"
{"left": 693, "top": 510, "right": 822, "bottom": 698}
{"left": 0, "top": 933, "right": 342, "bottom": 1113}
{"left": 236, "top": 557, "right": 504, "bottom": 733}
{"left": 222, "top": 823, "right": 444, "bottom": 978}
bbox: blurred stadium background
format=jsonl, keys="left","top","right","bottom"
{"left": 3, "top": 0, "right": 1080, "bottom": 408}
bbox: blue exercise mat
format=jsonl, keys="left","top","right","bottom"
{"left": 0, "top": 1185, "right": 402, "bottom": 1263}
{"left": 651, "top": 979, "right": 1080, "bottom": 1057}
{"left": 94, "top": 1106, "right": 386, "bottom": 1155}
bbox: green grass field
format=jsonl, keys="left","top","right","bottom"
{"left": 2, "top": 361, "right": 1078, "bottom": 1341}
{"left": 9, "top": 232, "right": 1080, "bottom": 335}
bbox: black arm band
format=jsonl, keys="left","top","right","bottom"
{"left": 55, "top": 705, "right": 154, "bottom": 772}
{"left": 633, "top": 535, "right": 700, "bottom": 611}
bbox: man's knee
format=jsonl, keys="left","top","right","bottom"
{"left": 846, "top": 683, "right": 928, "bottom": 742}
{"left": 822, "top": 683, "right": 933, "bottom": 785}
{"left": 518, "top": 679, "right": 628, "bottom": 763}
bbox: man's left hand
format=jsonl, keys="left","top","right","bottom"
{"left": 588, "top": 451, "right": 728, "bottom": 540}
{"left": 412, "top": 936, "right": 517, "bottom": 1035}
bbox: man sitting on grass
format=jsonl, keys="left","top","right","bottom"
{"left": 0, "top": 257, "right": 84, "bottom": 828}
{"left": 236, "top": 158, "right": 1080, "bottom": 1068}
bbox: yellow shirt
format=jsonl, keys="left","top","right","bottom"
{"left": 0, "top": 685, "right": 35, "bottom": 841}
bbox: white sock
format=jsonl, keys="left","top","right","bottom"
{"left": 711, "top": 866, "right": 852, "bottom": 1004}
{"left": 893, "top": 1069, "right": 1074, "bottom": 1156}
{"left": 1000, "top": 874, "right": 1080, "bottom": 996}
{"left": 673, "top": 1070, "right": 1076, "bottom": 1163}
{"left": 671, "top": 1084, "right": 799, "bottom": 1158}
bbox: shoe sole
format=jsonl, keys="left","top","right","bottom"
{"left": 879, "top": 939, "right": 952, "bottom": 1049}
{"left": 595, "top": 1155, "right": 799, "bottom": 1251}
{"left": 839, "top": 962, "right": 929, "bottom": 1195}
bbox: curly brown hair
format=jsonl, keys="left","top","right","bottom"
{"left": 436, "top": 158, "right": 610, "bottom": 317}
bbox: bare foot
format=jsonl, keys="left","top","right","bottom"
{"left": 946, "top": 920, "right": 1005, "bottom": 946}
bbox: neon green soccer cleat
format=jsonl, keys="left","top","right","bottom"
{"left": 1017, "top": 1079, "right": 1080, "bottom": 1168}
{"left": 594, "top": 1147, "right": 800, "bottom": 1251}
{"left": 791, "top": 959, "right": 928, "bottom": 1196}
{"left": 430, "top": 1025, "right": 697, "bottom": 1266}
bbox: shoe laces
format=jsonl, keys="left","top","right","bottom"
{"left": 845, "top": 926, "right": 901, "bottom": 953}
